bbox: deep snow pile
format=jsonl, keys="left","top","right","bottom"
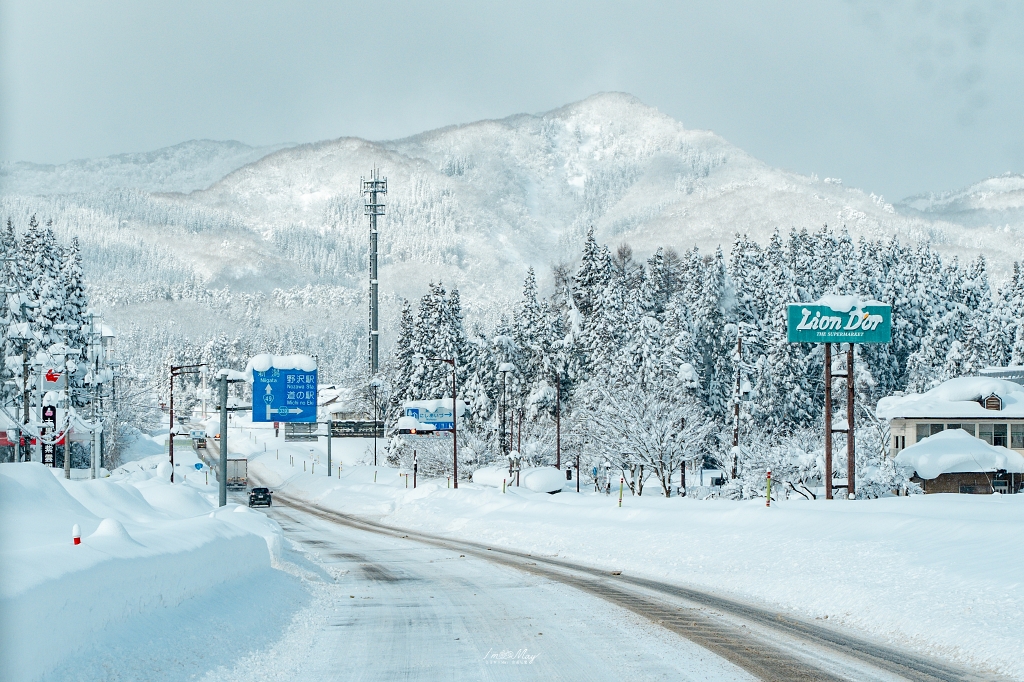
{"left": 895, "top": 429, "right": 1024, "bottom": 478}
{"left": 0, "top": 459, "right": 283, "bottom": 682}
{"left": 236, "top": 422, "right": 1024, "bottom": 681}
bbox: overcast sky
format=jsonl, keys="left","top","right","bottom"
{"left": 1, "top": 0, "right": 1021, "bottom": 200}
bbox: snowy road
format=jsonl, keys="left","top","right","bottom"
{"left": 239, "top": 501, "right": 757, "bottom": 681}
{"left": 246, "top": 495, "right": 1002, "bottom": 682}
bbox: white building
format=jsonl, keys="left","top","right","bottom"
{"left": 877, "top": 376, "right": 1024, "bottom": 493}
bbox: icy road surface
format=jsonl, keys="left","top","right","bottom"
{"left": 217, "top": 502, "right": 755, "bottom": 681}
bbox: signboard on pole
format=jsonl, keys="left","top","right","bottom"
{"left": 252, "top": 367, "right": 318, "bottom": 423}
{"left": 786, "top": 301, "right": 891, "bottom": 344}
{"left": 403, "top": 400, "right": 464, "bottom": 432}
{"left": 42, "top": 405, "right": 56, "bottom": 466}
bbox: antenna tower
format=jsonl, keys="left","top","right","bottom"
{"left": 361, "top": 169, "right": 387, "bottom": 375}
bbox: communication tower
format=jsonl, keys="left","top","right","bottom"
{"left": 361, "top": 169, "right": 387, "bottom": 374}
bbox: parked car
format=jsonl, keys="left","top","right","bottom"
{"left": 248, "top": 487, "right": 272, "bottom": 507}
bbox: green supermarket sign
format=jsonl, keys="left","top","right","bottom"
{"left": 787, "top": 301, "right": 891, "bottom": 344}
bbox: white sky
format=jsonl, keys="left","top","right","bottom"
{"left": 1, "top": 0, "right": 1021, "bottom": 199}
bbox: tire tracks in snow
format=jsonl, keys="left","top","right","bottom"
{"left": 268, "top": 491, "right": 1002, "bottom": 682}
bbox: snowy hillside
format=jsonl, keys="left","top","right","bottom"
{"left": 899, "top": 172, "right": 1024, "bottom": 231}
{"left": 0, "top": 139, "right": 291, "bottom": 195}
{"left": 192, "top": 92, "right": 1021, "bottom": 293}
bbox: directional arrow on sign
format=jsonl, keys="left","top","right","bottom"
{"left": 269, "top": 407, "right": 303, "bottom": 415}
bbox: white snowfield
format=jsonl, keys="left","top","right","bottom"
{"left": 895, "top": 429, "right": 1024, "bottom": 479}
{"left": 0, "top": 458, "right": 283, "bottom": 682}
{"left": 237, "top": 425, "right": 1024, "bottom": 681}
{"left": 877, "top": 376, "right": 1024, "bottom": 419}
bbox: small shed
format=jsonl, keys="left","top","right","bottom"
{"left": 894, "top": 429, "right": 1024, "bottom": 494}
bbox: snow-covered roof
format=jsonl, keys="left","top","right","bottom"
{"left": 812, "top": 294, "right": 887, "bottom": 312}
{"left": 396, "top": 416, "right": 435, "bottom": 431}
{"left": 877, "top": 377, "right": 1024, "bottom": 420}
{"left": 979, "top": 366, "right": 1024, "bottom": 385}
{"left": 895, "top": 429, "right": 1024, "bottom": 478}
{"left": 404, "top": 398, "right": 468, "bottom": 417}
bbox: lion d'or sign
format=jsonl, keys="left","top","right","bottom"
{"left": 787, "top": 295, "right": 892, "bottom": 344}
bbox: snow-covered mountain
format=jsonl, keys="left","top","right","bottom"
{"left": 0, "top": 93, "right": 1019, "bottom": 361}
{"left": 0, "top": 140, "right": 292, "bottom": 195}
{"left": 189, "top": 93, "right": 1020, "bottom": 295}
{"left": 899, "top": 172, "right": 1024, "bottom": 232}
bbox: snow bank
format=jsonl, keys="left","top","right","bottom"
{"left": 471, "top": 466, "right": 510, "bottom": 487}
{"left": 403, "top": 398, "right": 469, "bottom": 417}
{"left": 472, "top": 466, "right": 566, "bottom": 493}
{"left": 0, "top": 462, "right": 281, "bottom": 682}
{"left": 878, "top": 376, "right": 1024, "bottom": 419}
{"left": 895, "top": 429, "right": 1024, "bottom": 478}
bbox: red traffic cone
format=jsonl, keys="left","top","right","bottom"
{"left": 73, "top": 524, "right": 81, "bottom": 545}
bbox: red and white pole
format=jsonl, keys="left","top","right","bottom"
{"left": 73, "top": 524, "right": 81, "bottom": 545}
{"left": 766, "top": 470, "right": 772, "bottom": 508}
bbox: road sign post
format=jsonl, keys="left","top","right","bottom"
{"left": 42, "top": 405, "right": 56, "bottom": 466}
{"left": 252, "top": 367, "right": 317, "bottom": 423}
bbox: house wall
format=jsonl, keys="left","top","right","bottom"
{"left": 910, "top": 472, "right": 997, "bottom": 494}
{"left": 889, "top": 418, "right": 1024, "bottom": 457}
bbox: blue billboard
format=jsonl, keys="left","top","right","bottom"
{"left": 253, "top": 367, "right": 318, "bottom": 423}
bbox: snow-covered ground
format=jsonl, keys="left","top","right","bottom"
{"left": 227, "top": 421, "right": 1024, "bottom": 681}
{"left": 0, "top": 449, "right": 291, "bottom": 682}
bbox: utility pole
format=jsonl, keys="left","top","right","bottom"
{"left": 499, "top": 365, "right": 510, "bottom": 462}
{"left": 555, "top": 371, "right": 561, "bottom": 469}
{"left": 218, "top": 374, "right": 228, "bottom": 506}
{"left": 370, "top": 380, "right": 380, "bottom": 466}
{"left": 362, "top": 170, "right": 387, "bottom": 375}
{"left": 732, "top": 334, "right": 741, "bottom": 479}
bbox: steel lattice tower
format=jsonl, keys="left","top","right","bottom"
{"left": 362, "top": 169, "right": 387, "bottom": 375}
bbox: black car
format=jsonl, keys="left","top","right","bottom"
{"left": 248, "top": 487, "right": 273, "bottom": 507}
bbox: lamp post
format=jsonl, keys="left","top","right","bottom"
{"left": 498, "top": 363, "right": 514, "bottom": 463}
{"left": 169, "top": 363, "right": 206, "bottom": 482}
{"left": 428, "top": 357, "right": 458, "bottom": 488}
{"left": 554, "top": 370, "right": 561, "bottom": 470}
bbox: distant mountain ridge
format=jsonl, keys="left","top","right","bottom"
{"left": 0, "top": 92, "right": 1020, "bottom": 348}
{"left": 0, "top": 139, "right": 293, "bottom": 195}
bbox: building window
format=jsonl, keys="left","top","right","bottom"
{"left": 893, "top": 435, "right": 906, "bottom": 450}
{"left": 930, "top": 423, "right": 944, "bottom": 436}
{"left": 1013, "top": 424, "right": 1024, "bottom": 449}
{"left": 947, "top": 423, "right": 976, "bottom": 436}
{"left": 979, "top": 423, "right": 993, "bottom": 445}
{"left": 980, "top": 424, "right": 1008, "bottom": 447}
{"left": 916, "top": 424, "right": 929, "bottom": 442}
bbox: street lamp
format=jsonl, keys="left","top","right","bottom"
{"left": 498, "top": 362, "right": 514, "bottom": 462}
{"left": 169, "top": 363, "right": 206, "bottom": 482}
{"left": 427, "top": 357, "right": 458, "bottom": 488}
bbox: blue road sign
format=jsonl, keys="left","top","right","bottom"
{"left": 252, "top": 367, "right": 318, "bottom": 423}
{"left": 195, "top": 462, "right": 203, "bottom": 470}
